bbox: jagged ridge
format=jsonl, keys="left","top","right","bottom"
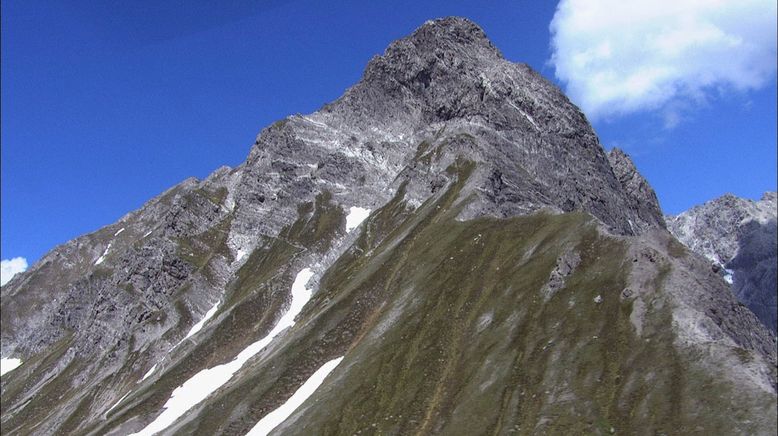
{"left": 667, "top": 192, "right": 777, "bottom": 333}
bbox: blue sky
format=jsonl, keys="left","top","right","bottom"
{"left": 2, "top": 0, "right": 776, "bottom": 269}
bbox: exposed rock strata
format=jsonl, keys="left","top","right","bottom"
{"left": 667, "top": 192, "right": 777, "bottom": 333}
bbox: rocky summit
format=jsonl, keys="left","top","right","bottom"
{"left": 1, "top": 17, "right": 776, "bottom": 436}
{"left": 667, "top": 192, "right": 777, "bottom": 333}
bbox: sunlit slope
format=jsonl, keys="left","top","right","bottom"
{"left": 2, "top": 16, "right": 775, "bottom": 436}
{"left": 170, "top": 162, "right": 773, "bottom": 435}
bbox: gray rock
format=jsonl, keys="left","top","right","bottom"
{"left": 667, "top": 192, "right": 777, "bottom": 332}
{"left": 607, "top": 148, "right": 666, "bottom": 232}
{"left": 541, "top": 250, "right": 580, "bottom": 301}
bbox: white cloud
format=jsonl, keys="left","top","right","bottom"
{"left": 1, "top": 257, "right": 28, "bottom": 286}
{"left": 550, "top": 0, "right": 777, "bottom": 123}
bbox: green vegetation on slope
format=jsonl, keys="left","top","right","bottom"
{"left": 87, "top": 190, "right": 347, "bottom": 435}
{"left": 183, "top": 159, "right": 772, "bottom": 435}
{"left": 23, "top": 157, "right": 772, "bottom": 436}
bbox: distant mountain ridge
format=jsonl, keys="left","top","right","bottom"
{"left": 667, "top": 192, "right": 777, "bottom": 333}
{"left": 2, "top": 17, "right": 775, "bottom": 436}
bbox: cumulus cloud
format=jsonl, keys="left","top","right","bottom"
{"left": 550, "top": 0, "right": 777, "bottom": 124}
{"left": 1, "top": 257, "right": 28, "bottom": 286}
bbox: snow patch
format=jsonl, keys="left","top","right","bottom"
{"left": 143, "top": 231, "right": 152, "bottom": 238}
{"left": 106, "top": 391, "right": 131, "bottom": 414}
{"left": 185, "top": 302, "right": 220, "bottom": 340}
{"left": 246, "top": 356, "right": 344, "bottom": 436}
{"left": 114, "top": 228, "right": 125, "bottom": 236}
{"left": 129, "top": 269, "right": 316, "bottom": 436}
{"left": 1, "top": 358, "right": 22, "bottom": 376}
{"left": 723, "top": 269, "right": 734, "bottom": 285}
{"left": 345, "top": 207, "right": 371, "bottom": 233}
{"left": 95, "top": 243, "right": 112, "bottom": 265}
{"left": 142, "top": 364, "right": 158, "bottom": 381}
{"left": 236, "top": 249, "right": 248, "bottom": 262}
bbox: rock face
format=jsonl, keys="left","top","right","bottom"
{"left": 2, "top": 17, "right": 776, "bottom": 436}
{"left": 607, "top": 148, "right": 666, "bottom": 233}
{"left": 667, "top": 192, "right": 778, "bottom": 333}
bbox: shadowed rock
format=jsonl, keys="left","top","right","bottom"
{"left": 667, "top": 192, "right": 777, "bottom": 333}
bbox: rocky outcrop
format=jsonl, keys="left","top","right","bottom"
{"left": 607, "top": 148, "right": 666, "bottom": 232}
{"left": 238, "top": 16, "right": 666, "bottom": 238}
{"left": 667, "top": 192, "right": 777, "bottom": 333}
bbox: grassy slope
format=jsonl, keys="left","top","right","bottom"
{"left": 4, "top": 155, "right": 774, "bottom": 435}
{"left": 182, "top": 159, "right": 773, "bottom": 435}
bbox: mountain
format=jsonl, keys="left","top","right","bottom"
{"left": 2, "top": 17, "right": 776, "bottom": 436}
{"left": 667, "top": 192, "right": 777, "bottom": 333}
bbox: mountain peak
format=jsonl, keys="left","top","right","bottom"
{"left": 398, "top": 16, "right": 500, "bottom": 56}
{"left": 3, "top": 17, "right": 776, "bottom": 436}
{"left": 284, "top": 19, "right": 665, "bottom": 237}
{"left": 360, "top": 16, "right": 503, "bottom": 90}
{"left": 413, "top": 16, "right": 499, "bottom": 52}
{"left": 421, "top": 16, "right": 482, "bottom": 31}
